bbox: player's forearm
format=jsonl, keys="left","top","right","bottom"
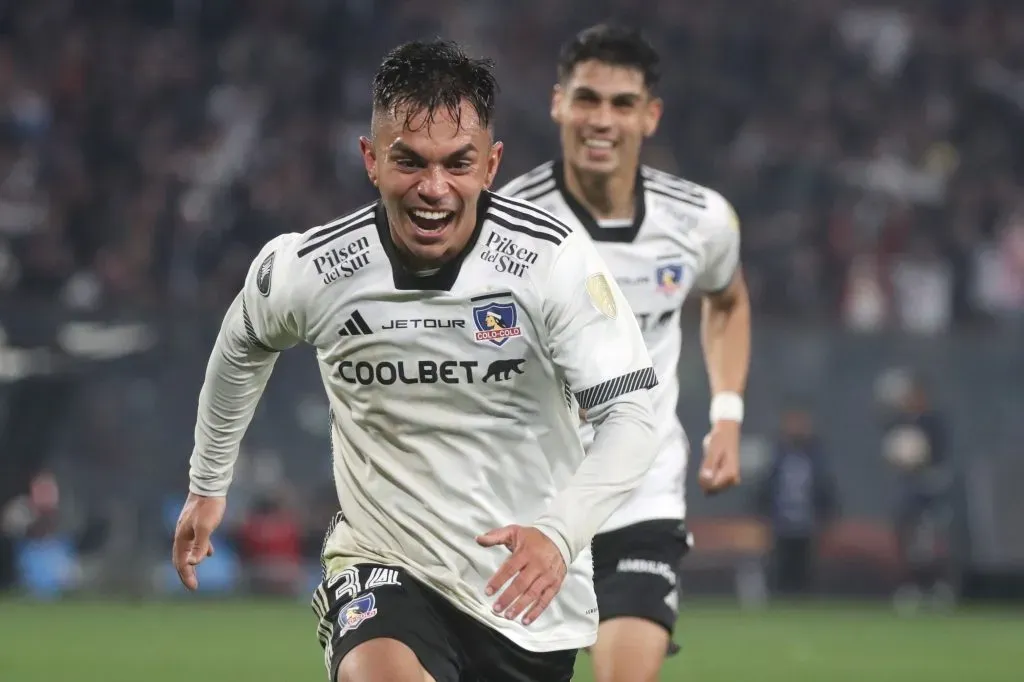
{"left": 189, "top": 295, "right": 279, "bottom": 496}
{"left": 533, "top": 390, "right": 657, "bottom": 566}
{"left": 700, "top": 273, "right": 751, "bottom": 398}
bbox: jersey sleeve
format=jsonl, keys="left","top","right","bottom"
{"left": 188, "top": 232, "right": 305, "bottom": 496}
{"left": 238, "top": 233, "right": 306, "bottom": 352}
{"left": 532, "top": 232, "right": 659, "bottom": 566}
{"left": 693, "top": 194, "right": 742, "bottom": 294}
{"left": 541, "top": 232, "right": 657, "bottom": 409}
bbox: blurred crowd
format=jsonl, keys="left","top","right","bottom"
{"left": 2, "top": 0, "right": 1024, "bottom": 330}
{"left": 3, "top": 0, "right": 1021, "bottom": 599}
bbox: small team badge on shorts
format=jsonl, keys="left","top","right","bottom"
{"left": 338, "top": 593, "right": 378, "bottom": 636}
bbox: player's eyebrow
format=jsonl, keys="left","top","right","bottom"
{"left": 388, "top": 141, "right": 476, "bottom": 163}
{"left": 572, "top": 86, "right": 602, "bottom": 99}
{"left": 572, "top": 86, "right": 643, "bottom": 104}
{"left": 442, "top": 143, "right": 477, "bottom": 163}
{"left": 388, "top": 140, "right": 424, "bottom": 161}
{"left": 611, "top": 92, "right": 642, "bottom": 105}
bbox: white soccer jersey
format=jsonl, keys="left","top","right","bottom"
{"left": 188, "top": 191, "right": 659, "bottom": 652}
{"left": 498, "top": 161, "right": 741, "bottom": 531}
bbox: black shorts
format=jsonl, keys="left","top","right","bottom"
{"left": 311, "top": 563, "right": 577, "bottom": 682}
{"left": 591, "top": 519, "right": 691, "bottom": 635}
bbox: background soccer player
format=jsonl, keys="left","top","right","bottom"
{"left": 498, "top": 24, "right": 752, "bottom": 682}
{"left": 173, "top": 39, "right": 663, "bottom": 682}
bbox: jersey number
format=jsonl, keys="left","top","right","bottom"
{"left": 329, "top": 566, "right": 362, "bottom": 603}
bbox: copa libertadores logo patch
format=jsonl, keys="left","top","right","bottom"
{"left": 586, "top": 273, "right": 617, "bottom": 319}
{"left": 256, "top": 252, "right": 275, "bottom": 297}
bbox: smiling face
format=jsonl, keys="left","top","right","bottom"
{"left": 360, "top": 100, "right": 503, "bottom": 268}
{"left": 551, "top": 59, "right": 662, "bottom": 180}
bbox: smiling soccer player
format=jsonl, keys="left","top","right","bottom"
{"left": 499, "top": 23, "right": 752, "bottom": 682}
{"left": 172, "top": 39, "right": 661, "bottom": 682}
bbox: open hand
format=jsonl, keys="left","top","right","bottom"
{"left": 477, "top": 525, "right": 566, "bottom": 626}
{"left": 171, "top": 492, "right": 226, "bottom": 591}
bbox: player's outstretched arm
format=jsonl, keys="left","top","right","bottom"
{"left": 174, "top": 234, "right": 304, "bottom": 591}
{"left": 696, "top": 200, "right": 750, "bottom": 494}
{"left": 480, "top": 232, "right": 658, "bottom": 624}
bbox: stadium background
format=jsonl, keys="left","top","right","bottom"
{"left": 0, "top": 0, "right": 1022, "bottom": 679}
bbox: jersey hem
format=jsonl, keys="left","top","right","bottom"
{"left": 599, "top": 508, "right": 685, "bottom": 534}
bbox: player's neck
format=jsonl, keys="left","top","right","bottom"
{"left": 563, "top": 163, "right": 636, "bottom": 221}
{"left": 387, "top": 222, "right": 466, "bottom": 275}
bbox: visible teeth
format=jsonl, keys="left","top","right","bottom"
{"left": 411, "top": 209, "right": 452, "bottom": 220}
{"left": 584, "top": 139, "right": 613, "bottom": 149}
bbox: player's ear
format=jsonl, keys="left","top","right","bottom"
{"left": 550, "top": 85, "right": 564, "bottom": 123}
{"left": 359, "top": 136, "right": 378, "bottom": 187}
{"left": 484, "top": 140, "right": 504, "bottom": 188}
{"left": 643, "top": 96, "right": 663, "bottom": 138}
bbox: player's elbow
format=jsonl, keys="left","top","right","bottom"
{"left": 587, "top": 390, "right": 658, "bottom": 467}
{"left": 703, "top": 269, "right": 750, "bottom": 316}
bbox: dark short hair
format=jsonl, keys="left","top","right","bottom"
{"left": 372, "top": 39, "right": 499, "bottom": 131}
{"left": 557, "top": 23, "right": 660, "bottom": 91}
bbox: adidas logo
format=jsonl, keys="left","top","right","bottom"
{"left": 338, "top": 310, "right": 373, "bottom": 336}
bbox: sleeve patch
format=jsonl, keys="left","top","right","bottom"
{"left": 256, "top": 252, "right": 276, "bottom": 297}
{"left": 585, "top": 273, "right": 618, "bottom": 319}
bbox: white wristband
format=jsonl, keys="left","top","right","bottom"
{"left": 710, "top": 392, "right": 744, "bottom": 424}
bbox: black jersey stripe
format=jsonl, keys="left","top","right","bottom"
{"left": 487, "top": 205, "right": 571, "bottom": 244}
{"left": 301, "top": 203, "right": 375, "bottom": 243}
{"left": 501, "top": 161, "right": 554, "bottom": 194}
{"left": 297, "top": 215, "right": 376, "bottom": 258}
{"left": 574, "top": 367, "right": 659, "bottom": 411}
{"left": 506, "top": 170, "right": 556, "bottom": 198}
{"left": 487, "top": 214, "right": 562, "bottom": 245}
{"left": 488, "top": 194, "right": 571, "bottom": 238}
{"left": 516, "top": 179, "right": 558, "bottom": 204}
{"left": 645, "top": 183, "right": 707, "bottom": 210}
{"left": 299, "top": 203, "right": 376, "bottom": 246}
{"left": 641, "top": 169, "right": 708, "bottom": 208}
{"left": 640, "top": 166, "right": 700, "bottom": 188}
{"left": 643, "top": 173, "right": 706, "bottom": 199}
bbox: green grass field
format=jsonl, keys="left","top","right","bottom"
{"left": 0, "top": 599, "right": 1021, "bottom": 681}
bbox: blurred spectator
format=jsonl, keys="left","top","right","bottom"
{"left": 878, "top": 370, "right": 955, "bottom": 611}
{"left": 0, "top": 0, "right": 1020, "bottom": 326}
{"left": 974, "top": 203, "right": 1024, "bottom": 325}
{"left": 890, "top": 233, "right": 954, "bottom": 334}
{"left": 756, "top": 403, "right": 839, "bottom": 597}
{"left": 0, "top": 471, "right": 109, "bottom": 598}
{"left": 236, "top": 488, "right": 304, "bottom": 596}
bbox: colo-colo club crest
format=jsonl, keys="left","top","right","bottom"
{"left": 472, "top": 302, "right": 522, "bottom": 346}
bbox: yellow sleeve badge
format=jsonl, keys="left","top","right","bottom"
{"left": 586, "top": 273, "right": 618, "bottom": 319}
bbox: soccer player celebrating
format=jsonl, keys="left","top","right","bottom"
{"left": 172, "top": 40, "right": 661, "bottom": 682}
{"left": 498, "top": 24, "right": 751, "bottom": 682}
